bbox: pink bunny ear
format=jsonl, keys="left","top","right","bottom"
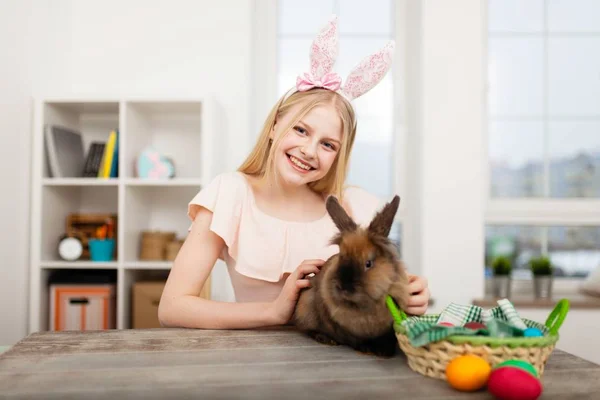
{"left": 339, "top": 40, "right": 395, "bottom": 101}
{"left": 309, "top": 14, "right": 339, "bottom": 79}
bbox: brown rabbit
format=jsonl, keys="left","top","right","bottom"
{"left": 293, "top": 194, "right": 410, "bottom": 357}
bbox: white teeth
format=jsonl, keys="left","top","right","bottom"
{"left": 289, "top": 155, "right": 312, "bottom": 171}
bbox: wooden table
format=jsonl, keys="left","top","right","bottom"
{"left": 1, "top": 327, "right": 600, "bottom": 399}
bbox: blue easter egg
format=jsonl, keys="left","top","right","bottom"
{"left": 524, "top": 328, "right": 543, "bottom": 337}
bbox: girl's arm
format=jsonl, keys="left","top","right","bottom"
{"left": 158, "top": 207, "right": 279, "bottom": 329}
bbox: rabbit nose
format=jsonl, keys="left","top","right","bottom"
{"left": 337, "top": 264, "right": 357, "bottom": 292}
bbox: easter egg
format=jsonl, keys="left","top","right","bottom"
{"left": 524, "top": 328, "right": 543, "bottom": 337}
{"left": 495, "top": 359, "right": 539, "bottom": 377}
{"left": 445, "top": 355, "right": 491, "bottom": 392}
{"left": 488, "top": 366, "right": 542, "bottom": 400}
{"left": 439, "top": 322, "right": 454, "bottom": 327}
{"left": 464, "top": 322, "right": 487, "bottom": 330}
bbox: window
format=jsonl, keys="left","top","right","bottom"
{"left": 485, "top": 225, "right": 600, "bottom": 278}
{"left": 486, "top": 0, "right": 600, "bottom": 279}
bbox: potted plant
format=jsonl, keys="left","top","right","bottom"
{"left": 529, "top": 255, "right": 553, "bottom": 299}
{"left": 491, "top": 256, "right": 512, "bottom": 298}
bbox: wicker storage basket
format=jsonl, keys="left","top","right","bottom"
{"left": 139, "top": 231, "right": 176, "bottom": 260}
{"left": 386, "top": 297, "right": 569, "bottom": 380}
{"left": 165, "top": 239, "right": 184, "bottom": 261}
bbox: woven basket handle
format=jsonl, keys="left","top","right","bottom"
{"left": 545, "top": 298, "right": 570, "bottom": 335}
{"left": 386, "top": 295, "right": 408, "bottom": 324}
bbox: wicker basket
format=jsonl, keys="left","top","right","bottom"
{"left": 165, "top": 239, "right": 184, "bottom": 261}
{"left": 386, "top": 297, "right": 569, "bottom": 380}
{"left": 139, "top": 231, "right": 176, "bottom": 260}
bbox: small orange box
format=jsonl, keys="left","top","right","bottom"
{"left": 49, "top": 284, "right": 116, "bottom": 331}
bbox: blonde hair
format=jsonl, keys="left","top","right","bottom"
{"left": 238, "top": 88, "right": 357, "bottom": 201}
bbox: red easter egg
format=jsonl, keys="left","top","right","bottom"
{"left": 488, "top": 366, "right": 542, "bottom": 400}
{"left": 464, "top": 322, "right": 487, "bottom": 330}
{"left": 439, "top": 322, "right": 454, "bottom": 327}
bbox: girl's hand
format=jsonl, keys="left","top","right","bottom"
{"left": 405, "top": 274, "right": 430, "bottom": 316}
{"left": 269, "top": 259, "right": 325, "bottom": 325}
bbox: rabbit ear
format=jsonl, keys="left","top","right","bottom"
{"left": 326, "top": 195, "right": 357, "bottom": 233}
{"left": 368, "top": 195, "right": 400, "bottom": 237}
{"left": 309, "top": 14, "right": 339, "bottom": 79}
{"left": 338, "top": 40, "right": 395, "bottom": 101}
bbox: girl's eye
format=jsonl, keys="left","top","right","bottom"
{"left": 294, "top": 126, "right": 307, "bottom": 135}
{"left": 365, "top": 260, "right": 373, "bottom": 269}
{"left": 323, "top": 142, "right": 336, "bottom": 151}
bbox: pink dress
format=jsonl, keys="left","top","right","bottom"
{"left": 187, "top": 171, "right": 383, "bottom": 303}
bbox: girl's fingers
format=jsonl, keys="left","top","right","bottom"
{"left": 408, "top": 293, "right": 428, "bottom": 308}
{"left": 296, "top": 279, "right": 311, "bottom": 289}
{"left": 298, "top": 264, "right": 321, "bottom": 278}
{"left": 408, "top": 277, "right": 428, "bottom": 295}
{"left": 302, "top": 259, "right": 326, "bottom": 267}
{"left": 292, "top": 260, "right": 325, "bottom": 279}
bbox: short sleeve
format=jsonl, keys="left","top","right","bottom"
{"left": 342, "top": 186, "right": 385, "bottom": 227}
{"left": 187, "top": 172, "right": 244, "bottom": 258}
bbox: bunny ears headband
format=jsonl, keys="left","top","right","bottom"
{"left": 284, "top": 14, "right": 395, "bottom": 104}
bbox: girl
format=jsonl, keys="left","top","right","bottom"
{"left": 158, "top": 14, "right": 430, "bottom": 330}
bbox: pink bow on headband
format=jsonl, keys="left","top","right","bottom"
{"left": 296, "top": 72, "right": 342, "bottom": 92}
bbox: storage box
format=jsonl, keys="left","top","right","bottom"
{"left": 49, "top": 284, "right": 116, "bottom": 331}
{"left": 132, "top": 281, "right": 165, "bottom": 329}
{"left": 132, "top": 278, "right": 211, "bottom": 329}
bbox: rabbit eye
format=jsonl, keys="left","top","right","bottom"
{"left": 365, "top": 260, "right": 373, "bottom": 269}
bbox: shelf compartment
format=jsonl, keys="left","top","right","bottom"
{"left": 123, "top": 101, "right": 202, "bottom": 179}
{"left": 119, "top": 269, "right": 170, "bottom": 330}
{"left": 122, "top": 185, "right": 197, "bottom": 262}
{"left": 39, "top": 268, "right": 118, "bottom": 332}
{"left": 42, "top": 101, "right": 119, "bottom": 179}
{"left": 40, "top": 185, "right": 118, "bottom": 262}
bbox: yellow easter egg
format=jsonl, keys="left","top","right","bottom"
{"left": 445, "top": 355, "right": 491, "bottom": 392}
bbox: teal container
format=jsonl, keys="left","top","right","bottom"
{"left": 89, "top": 239, "right": 115, "bottom": 261}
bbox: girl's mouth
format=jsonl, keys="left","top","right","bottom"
{"left": 286, "top": 154, "right": 316, "bottom": 172}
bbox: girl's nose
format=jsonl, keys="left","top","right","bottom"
{"left": 301, "top": 142, "right": 318, "bottom": 159}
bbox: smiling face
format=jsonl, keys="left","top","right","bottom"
{"left": 270, "top": 102, "right": 343, "bottom": 188}
{"left": 238, "top": 88, "right": 356, "bottom": 200}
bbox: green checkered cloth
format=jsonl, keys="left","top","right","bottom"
{"left": 401, "top": 298, "right": 531, "bottom": 347}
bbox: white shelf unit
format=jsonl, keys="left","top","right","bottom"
{"left": 28, "top": 96, "right": 226, "bottom": 334}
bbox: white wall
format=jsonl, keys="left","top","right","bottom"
{"left": 0, "top": 0, "right": 34, "bottom": 346}
{"left": 0, "top": 0, "right": 253, "bottom": 345}
{"left": 406, "top": 0, "right": 486, "bottom": 311}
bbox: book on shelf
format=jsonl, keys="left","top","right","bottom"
{"left": 82, "top": 142, "right": 105, "bottom": 177}
{"left": 44, "top": 125, "right": 85, "bottom": 178}
{"left": 81, "top": 130, "right": 119, "bottom": 178}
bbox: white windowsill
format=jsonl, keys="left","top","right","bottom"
{"left": 478, "top": 276, "right": 600, "bottom": 309}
